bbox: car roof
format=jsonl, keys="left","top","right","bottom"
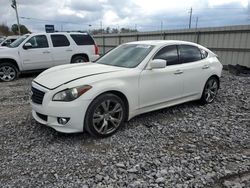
{"left": 5, "top": 35, "right": 20, "bottom": 39}
{"left": 30, "top": 32, "right": 89, "bottom": 36}
{"left": 127, "top": 40, "right": 200, "bottom": 46}
{"left": 126, "top": 40, "right": 215, "bottom": 56}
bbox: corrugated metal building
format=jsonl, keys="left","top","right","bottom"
{"left": 93, "top": 25, "right": 250, "bottom": 67}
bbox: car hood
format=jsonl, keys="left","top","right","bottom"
{"left": 34, "top": 63, "right": 126, "bottom": 90}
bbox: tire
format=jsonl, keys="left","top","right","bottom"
{"left": 71, "top": 56, "right": 88, "bottom": 63}
{"left": 0, "top": 63, "right": 19, "bottom": 82}
{"left": 200, "top": 77, "right": 219, "bottom": 104}
{"left": 84, "top": 93, "right": 126, "bottom": 137}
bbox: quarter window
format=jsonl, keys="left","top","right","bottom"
{"left": 200, "top": 49, "right": 208, "bottom": 59}
{"left": 153, "top": 45, "right": 179, "bottom": 66}
{"left": 25, "top": 35, "right": 49, "bottom": 48}
{"left": 70, "top": 34, "right": 95, "bottom": 45}
{"left": 179, "top": 45, "right": 202, "bottom": 63}
{"left": 51, "top": 34, "right": 70, "bottom": 47}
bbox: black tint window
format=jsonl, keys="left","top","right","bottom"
{"left": 153, "top": 45, "right": 179, "bottom": 66}
{"left": 51, "top": 34, "right": 70, "bottom": 47}
{"left": 179, "top": 45, "right": 201, "bottom": 63}
{"left": 70, "top": 34, "right": 94, "bottom": 45}
{"left": 26, "top": 35, "right": 48, "bottom": 48}
{"left": 200, "top": 49, "right": 208, "bottom": 59}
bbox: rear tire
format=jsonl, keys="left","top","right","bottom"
{"left": 71, "top": 56, "right": 88, "bottom": 63}
{"left": 200, "top": 77, "right": 219, "bottom": 104}
{"left": 0, "top": 63, "right": 19, "bottom": 82}
{"left": 84, "top": 93, "right": 126, "bottom": 138}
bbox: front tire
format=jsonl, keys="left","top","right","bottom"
{"left": 200, "top": 77, "right": 219, "bottom": 104}
{"left": 84, "top": 93, "right": 126, "bottom": 137}
{"left": 0, "top": 63, "right": 18, "bottom": 82}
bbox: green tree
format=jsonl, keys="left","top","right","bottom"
{"left": 11, "top": 24, "right": 30, "bottom": 35}
{"left": 0, "top": 23, "right": 12, "bottom": 36}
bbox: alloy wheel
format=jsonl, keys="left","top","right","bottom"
{"left": 92, "top": 99, "right": 123, "bottom": 135}
{"left": 75, "top": 59, "right": 85, "bottom": 63}
{"left": 0, "top": 66, "right": 16, "bottom": 81}
{"left": 204, "top": 78, "right": 218, "bottom": 103}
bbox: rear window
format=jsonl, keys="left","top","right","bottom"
{"left": 70, "top": 34, "right": 95, "bottom": 45}
{"left": 51, "top": 34, "right": 70, "bottom": 47}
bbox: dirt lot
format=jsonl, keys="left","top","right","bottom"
{"left": 0, "top": 71, "right": 249, "bottom": 188}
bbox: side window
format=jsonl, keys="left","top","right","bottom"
{"left": 179, "top": 45, "right": 202, "bottom": 63}
{"left": 26, "top": 35, "right": 49, "bottom": 48}
{"left": 200, "top": 49, "right": 208, "bottom": 59}
{"left": 153, "top": 45, "right": 179, "bottom": 66}
{"left": 51, "top": 34, "right": 70, "bottom": 47}
{"left": 70, "top": 34, "right": 95, "bottom": 45}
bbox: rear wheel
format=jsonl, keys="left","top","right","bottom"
{"left": 200, "top": 77, "right": 219, "bottom": 104}
{"left": 0, "top": 63, "right": 18, "bottom": 82}
{"left": 71, "top": 56, "right": 88, "bottom": 63}
{"left": 84, "top": 93, "right": 126, "bottom": 137}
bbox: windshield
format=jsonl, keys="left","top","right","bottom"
{"left": 96, "top": 44, "right": 154, "bottom": 68}
{"left": 9, "top": 35, "right": 29, "bottom": 48}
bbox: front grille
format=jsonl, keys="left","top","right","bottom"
{"left": 36, "top": 112, "right": 48, "bottom": 121}
{"left": 31, "top": 87, "right": 45, "bottom": 104}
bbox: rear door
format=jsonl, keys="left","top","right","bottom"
{"left": 20, "top": 35, "right": 53, "bottom": 70}
{"left": 70, "top": 34, "right": 98, "bottom": 61}
{"left": 50, "top": 34, "right": 73, "bottom": 66}
{"left": 178, "top": 44, "right": 210, "bottom": 97}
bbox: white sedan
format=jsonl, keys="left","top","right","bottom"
{"left": 31, "top": 40, "right": 222, "bottom": 137}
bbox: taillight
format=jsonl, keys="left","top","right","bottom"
{"left": 94, "top": 44, "right": 99, "bottom": 55}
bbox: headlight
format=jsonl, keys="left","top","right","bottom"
{"left": 52, "top": 85, "right": 92, "bottom": 101}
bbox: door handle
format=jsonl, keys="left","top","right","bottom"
{"left": 66, "top": 49, "right": 73, "bottom": 52}
{"left": 174, "top": 70, "right": 183, "bottom": 75}
{"left": 202, "top": 65, "right": 209, "bottom": 69}
{"left": 42, "top": 51, "right": 50, "bottom": 54}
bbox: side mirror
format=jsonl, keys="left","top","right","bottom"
{"left": 149, "top": 59, "right": 166, "bottom": 69}
{"left": 23, "top": 42, "right": 32, "bottom": 49}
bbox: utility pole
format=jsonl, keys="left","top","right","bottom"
{"left": 195, "top": 16, "right": 199, "bottom": 29}
{"left": 189, "top": 7, "right": 192, "bottom": 29}
{"left": 11, "top": 0, "right": 21, "bottom": 35}
{"left": 100, "top": 21, "right": 102, "bottom": 34}
{"left": 160, "top": 21, "right": 163, "bottom": 39}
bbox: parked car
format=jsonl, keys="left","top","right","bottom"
{"left": 0, "top": 32, "right": 99, "bottom": 81}
{"left": 0, "top": 37, "right": 6, "bottom": 43}
{"left": 31, "top": 40, "right": 222, "bottom": 137}
{"left": 0, "top": 35, "right": 19, "bottom": 47}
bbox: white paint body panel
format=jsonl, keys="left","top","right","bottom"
{"left": 30, "top": 40, "right": 223, "bottom": 133}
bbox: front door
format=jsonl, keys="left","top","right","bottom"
{"left": 139, "top": 45, "right": 184, "bottom": 109}
{"left": 20, "top": 35, "right": 53, "bottom": 70}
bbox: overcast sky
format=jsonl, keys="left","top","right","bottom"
{"left": 0, "top": 0, "right": 249, "bottom": 32}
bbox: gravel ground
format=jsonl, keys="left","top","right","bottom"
{"left": 0, "top": 71, "right": 249, "bottom": 188}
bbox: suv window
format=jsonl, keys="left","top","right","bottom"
{"left": 153, "top": 45, "right": 179, "bottom": 66}
{"left": 26, "top": 35, "right": 49, "bottom": 48}
{"left": 70, "top": 34, "right": 95, "bottom": 45}
{"left": 51, "top": 34, "right": 70, "bottom": 47}
{"left": 179, "top": 45, "right": 202, "bottom": 63}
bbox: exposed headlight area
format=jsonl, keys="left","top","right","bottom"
{"left": 52, "top": 85, "right": 92, "bottom": 102}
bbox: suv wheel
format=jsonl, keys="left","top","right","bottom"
{"left": 84, "top": 93, "right": 126, "bottom": 137}
{"left": 71, "top": 56, "right": 88, "bottom": 63}
{"left": 0, "top": 63, "right": 18, "bottom": 82}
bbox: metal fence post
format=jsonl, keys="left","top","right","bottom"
{"left": 102, "top": 35, "right": 105, "bottom": 55}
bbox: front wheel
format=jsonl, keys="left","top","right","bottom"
{"left": 84, "top": 93, "right": 126, "bottom": 137}
{"left": 0, "top": 63, "right": 18, "bottom": 82}
{"left": 200, "top": 77, "right": 219, "bottom": 104}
